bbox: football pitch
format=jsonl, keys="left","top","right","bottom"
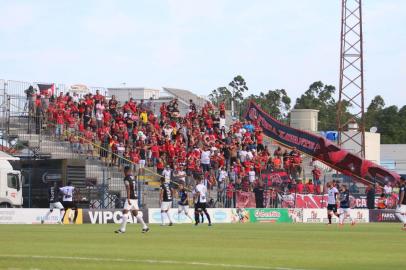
{"left": 0, "top": 223, "right": 404, "bottom": 270}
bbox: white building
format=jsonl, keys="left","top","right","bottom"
{"left": 107, "top": 87, "right": 160, "bottom": 103}
{"left": 290, "top": 109, "right": 319, "bottom": 132}
{"left": 341, "top": 131, "right": 381, "bottom": 164}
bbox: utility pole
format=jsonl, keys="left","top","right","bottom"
{"left": 337, "top": 0, "right": 366, "bottom": 158}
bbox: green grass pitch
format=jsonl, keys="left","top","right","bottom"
{"left": 0, "top": 223, "right": 405, "bottom": 270}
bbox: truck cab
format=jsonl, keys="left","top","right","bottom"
{"left": 0, "top": 152, "right": 22, "bottom": 208}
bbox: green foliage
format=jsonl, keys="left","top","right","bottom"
{"left": 208, "top": 75, "right": 249, "bottom": 114}
{"left": 209, "top": 79, "right": 406, "bottom": 143}
{"left": 245, "top": 89, "right": 291, "bottom": 120}
{"left": 229, "top": 75, "right": 249, "bottom": 102}
{"left": 208, "top": 87, "right": 231, "bottom": 107}
{"left": 294, "top": 81, "right": 351, "bottom": 131}
{"left": 365, "top": 97, "right": 406, "bottom": 144}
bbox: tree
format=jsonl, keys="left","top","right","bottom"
{"left": 208, "top": 87, "right": 231, "bottom": 107}
{"left": 294, "top": 81, "right": 350, "bottom": 131}
{"left": 375, "top": 105, "right": 401, "bottom": 144}
{"left": 229, "top": 75, "right": 249, "bottom": 117}
{"left": 243, "top": 89, "right": 291, "bottom": 121}
{"left": 365, "top": 95, "right": 385, "bottom": 129}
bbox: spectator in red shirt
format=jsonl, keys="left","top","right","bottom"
{"left": 256, "top": 132, "right": 264, "bottom": 151}
{"left": 296, "top": 181, "right": 304, "bottom": 193}
{"left": 272, "top": 156, "right": 282, "bottom": 170}
{"left": 94, "top": 89, "right": 104, "bottom": 103}
{"left": 312, "top": 166, "right": 322, "bottom": 194}
{"left": 55, "top": 110, "right": 64, "bottom": 139}
{"left": 225, "top": 181, "right": 234, "bottom": 208}
{"left": 150, "top": 144, "right": 160, "bottom": 166}
{"left": 219, "top": 102, "right": 226, "bottom": 118}
{"left": 306, "top": 180, "right": 315, "bottom": 194}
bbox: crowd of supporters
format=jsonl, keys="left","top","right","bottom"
{"left": 29, "top": 90, "right": 332, "bottom": 202}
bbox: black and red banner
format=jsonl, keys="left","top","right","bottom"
{"left": 245, "top": 101, "right": 400, "bottom": 186}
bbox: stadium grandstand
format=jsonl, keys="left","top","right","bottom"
{"left": 0, "top": 78, "right": 386, "bottom": 211}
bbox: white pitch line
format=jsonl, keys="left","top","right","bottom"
{"left": 0, "top": 254, "right": 312, "bottom": 270}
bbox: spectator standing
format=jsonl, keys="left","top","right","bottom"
{"left": 312, "top": 166, "right": 322, "bottom": 194}
{"left": 248, "top": 167, "right": 256, "bottom": 185}
{"left": 296, "top": 181, "right": 304, "bottom": 194}
{"left": 349, "top": 182, "right": 359, "bottom": 194}
{"left": 162, "top": 165, "right": 172, "bottom": 182}
{"left": 225, "top": 181, "right": 234, "bottom": 208}
{"left": 377, "top": 193, "right": 386, "bottom": 209}
{"left": 384, "top": 183, "right": 392, "bottom": 198}
{"left": 306, "top": 180, "right": 315, "bottom": 194}
{"left": 366, "top": 184, "right": 376, "bottom": 209}
{"left": 253, "top": 180, "right": 264, "bottom": 208}
{"left": 200, "top": 147, "right": 211, "bottom": 173}
{"left": 173, "top": 166, "right": 186, "bottom": 185}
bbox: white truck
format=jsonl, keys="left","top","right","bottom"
{"left": 0, "top": 151, "right": 23, "bottom": 208}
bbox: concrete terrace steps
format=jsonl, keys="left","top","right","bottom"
{"left": 10, "top": 126, "right": 162, "bottom": 206}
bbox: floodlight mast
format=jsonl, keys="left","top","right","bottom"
{"left": 337, "top": 0, "right": 366, "bottom": 158}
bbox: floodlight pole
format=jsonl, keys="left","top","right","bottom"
{"left": 337, "top": 0, "right": 366, "bottom": 158}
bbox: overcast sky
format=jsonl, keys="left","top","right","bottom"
{"left": 1, "top": 0, "right": 405, "bottom": 107}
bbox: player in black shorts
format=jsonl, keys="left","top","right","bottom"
{"left": 45, "top": 182, "right": 64, "bottom": 224}
{"left": 115, "top": 166, "right": 149, "bottom": 234}
{"left": 60, "top": 182, "right": 78, "bottom": 224}
{"left": 177, "top": 183, "right": 193, "bottom": 222}
{"left": 193, "top": 176, "right": 212, "bottom": 226}
{"left": 160, "top": 177, "right": 174, "bottom": 226}
{"left": 326, "top": 182, "right": 340, "bottom": 225}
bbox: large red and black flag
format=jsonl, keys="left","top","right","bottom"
{"left": 37, "top": 83, "right": 55, "bottom": 97}
{"left": 245, "top": 100, "right": 400, "bottom": 186}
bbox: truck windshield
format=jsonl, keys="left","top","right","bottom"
{"left": 7, "top": 174, "right": 19, "bottom": 190}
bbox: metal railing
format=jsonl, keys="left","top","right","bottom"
{"left": 0, "top": 83, "right": 161, "bottom": 209}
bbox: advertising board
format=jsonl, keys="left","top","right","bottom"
{"left": 0, "top": 208, "right": 61, "bottom": 224}
{"left": 148, "top": 208, "right": 234, "bottom": 224}
{"left": 302, "top": 208, "right": 369, "bottom": 223}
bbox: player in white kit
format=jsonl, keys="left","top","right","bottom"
{"left": 326, "top": 182, "right": 340, "bottom": 225}
{"left": 193, "top": 176, "right": 212, "bottom": 226}
{"left": 60, "top": 182, "right": 78, "bottom": 224}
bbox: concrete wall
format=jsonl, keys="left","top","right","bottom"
{"left": 107, "top": 88, "right": 160, "bottom": 104}
{"left": 290, "top": 109, "right": 319, "bottom": 132}
{"left": 380, "top": 144, "right": 406, "bottom": 174}
{"left": 341, "top": 131, "right": 381, "bottom": 164}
